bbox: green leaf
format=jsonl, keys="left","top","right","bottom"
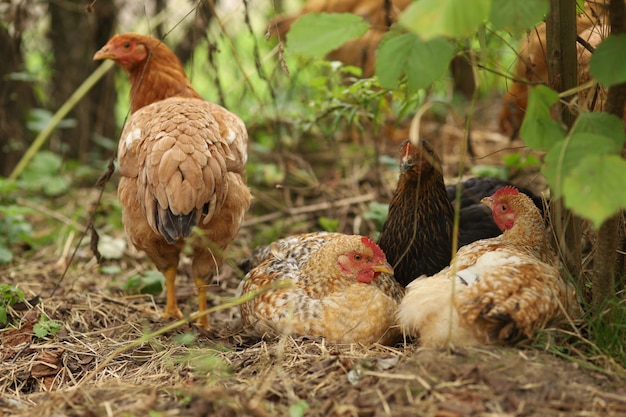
{"left": 376, "top": 31, "right": 454, "bottom": 91}
{"left": 319, "top": 216, "right": 339, "bottom": 232}
{"left": 289, "top": 400, "right": 310, "bottom": 417}
{"left": 123, "top": 271, "right": 165, "bottom": 296}
{"left": 100, "top": 265, "right": 122, "bottom": 275}
{"left": 0, "top": 245, "right": 13, "bottom": 264}
{"left": 33, "top": 322, "right": 48, "bottom": 338}
{"left": 42, "top": 176, "right": 71, "bottom": 196}
{"left": 287, "top": 13, "right": 370, "bottom": 58}
{"left": 563, "top": 154, "right": 626, "bottom": 229}
{"left": 0, "top": 284, "right": 25, "bottom": 305}
{"left": 542, "top": 113, "right": 625, "bottom": 199}
{"left": 470, "top": 165, "right": 509, "bottom": 179}
{"left": 0, "top": 306, "right": 7, "bottom": 325}
{"left": 399, "top": 0, "right": 491, "bottom": 40}
{"left": 589, "top": 34, "right": 626, "bottom": 87}
{"left": 569, "top": 112, "right": 626, "bottom": 149}
{"left": 519, "top": 85, "right": 566, "bottom": 151}
{"left": 490, "top": 0, "right": 549, "bottom": 33}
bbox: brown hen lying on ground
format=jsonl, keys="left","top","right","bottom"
{"left": 94, "top": 33, "right": 251, "bottom": 328}
{"left": 397, "top": 186, "right": 581, "bottom": 347}
{"left": 238, "top": 232, "right": 404, "bottom": 345}
{"left": 377, "top": 139, "right": 545, "bottom": 287}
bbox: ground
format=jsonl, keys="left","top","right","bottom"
{"left": 1, "top": 107, "right": 625, "bottom": 417}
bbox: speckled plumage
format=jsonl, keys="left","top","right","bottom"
{"left": 95, "top": 33, "right": 251, "bottom": 328}
{"left": 239, "top": 232, "right": 405, "bottom": 345}
{"left": 398, "top": 188, "right": 580, "bottom": 347}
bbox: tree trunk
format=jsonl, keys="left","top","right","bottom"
{"left": 48, "top": 0, "right": 117, "bottom": 163}
{"left": 546, "top": 0, "right": 583, "bottom": 282}
{"left": 0, "top": 16, "right": 38, "bottom": 176}
{"left": 592, "top": 0, "right": 626, "bottom": 306}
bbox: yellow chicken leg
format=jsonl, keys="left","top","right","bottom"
{"left": 163, "top": 267, "right": 183, "bottom": 320}
{"left": 194, "top": 277, "right": 210, "bottom": 329}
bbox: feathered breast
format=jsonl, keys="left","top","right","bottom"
{"left": 378, "top": 171, "right": 454, "bottom": 287}
{"left": 118, "top": 96, "right": 248, "bottom": 243}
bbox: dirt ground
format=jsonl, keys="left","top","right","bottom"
{"left": 2, "top": 110, "right": 626, "bottom": 416}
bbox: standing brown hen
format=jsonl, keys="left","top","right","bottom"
{"left": 94, "top": 33, "right": 251, "bottom": 328}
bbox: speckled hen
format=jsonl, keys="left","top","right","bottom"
{"left": 94, "top": 33, "right": 251, "bottom": 328}
{"left": 238, "top": 232, "right": 405, "bottom": 345}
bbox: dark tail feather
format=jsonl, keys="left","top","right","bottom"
{"left": 481, "top": 313, "right": 524, "bottom": 345}
{"left": 156, "top": 202, "right": 200, "bottom": 244}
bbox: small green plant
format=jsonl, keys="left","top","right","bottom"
{"left": 123, "top": 271, "right": 165, "bottom": 296}
{"left": 0, "top": 205, "right": 34, "bottom": 264}
{"left": 586, "top": 296, "right": 626, "bottom": 367}
{"left": 289, "top": 400, "right": 310, "bottom": 417}
{"left": 318, "top": 216, "right": 339, "bottom": 232}
{"left": 0, "top": 178, "right": 35, "bottom": 264}
{"left": 363, "top": 201, "right": 390, "bottom": 239}
{"left": 0, "top": 284, "right": 25, "bottom": 325}
{"left": 33, "top": 313, "right": 63, "bottom": 338}
{"left": 19, "top": 151, "right": 71, "bottom": 196}
{"left": 502, "top": 152, "right": 541, "bottom": 171}
{"left": 176, "top": 349, "right": 232, "bottom": 384}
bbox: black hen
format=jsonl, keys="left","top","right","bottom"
{"left": 377, "top": 140, "right": 454, "bottom": 287}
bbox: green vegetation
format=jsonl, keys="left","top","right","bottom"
{"left": 0, "top": 284, "right": 25, "bottom": 325}
{"left": 33, "top": 314, "right": 63, "bottom": 339}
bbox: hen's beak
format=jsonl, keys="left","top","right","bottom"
{"left": 93, "top": 45, "right": 114, "bottom": 61}
{"left": 373, "top": 262, "right": 394, "bottom": 275}
{"left": 481, "top": 196, "right": 493, "bottom": 209}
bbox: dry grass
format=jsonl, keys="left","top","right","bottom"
{"left": 2, "top": 118, "right": 625, "bottom": 417}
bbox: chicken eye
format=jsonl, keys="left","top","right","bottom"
{"left": 354, "top": 254, "right": 362, "bottom": 261}
{"left": 500, "top": 204, "right": 507, "bottom": 212}
{"left": 123, "top": 42, "right": 131, "bottom": 49}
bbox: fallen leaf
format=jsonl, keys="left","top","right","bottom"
{"left": 31, "top": 348, "right": 64, "bottom": 378}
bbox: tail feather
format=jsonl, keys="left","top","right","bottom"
{"left": 155, "top": 202, "right": 200, "bottom": 243}
{"left": 477, "top": 313, "right": 524, "bottom": 345}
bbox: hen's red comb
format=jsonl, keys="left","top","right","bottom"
{"left": 361, "top": 236, "right": 386, "bottom": 260}
{"left": 493, "top": 185, "right": 519, "bottom": 200}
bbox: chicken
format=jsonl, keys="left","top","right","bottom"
{"left": 377, "top": 139, "right": 544, "bottom": 287}
{"left": 397, "top": 186, "right": 580, "bottom": 347}
{"left": 446, "top": 176, "right": 545, "bottom": 247}
{"left": 268, "top": 0, "right": 412, "bottom": 77}
{"left": 499, "top": 2, "right": 612, "bottom": 137}
{"left": 93, "top": 33, "right": 251, "bottom": 328}
{"left": 238, "top": 232, "right": 405, "bottom": 345}
{"left": 377, "top": 139, "right": 454, "bottom": 287}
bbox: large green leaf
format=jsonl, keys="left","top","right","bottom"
{"left": 569, "top": 112, "right": 626, "bottom": 149}
{"left": 563, "top": 154, "right": 626, "bottom": 229}
{"left": 376, "top": 31, "right": 454, "bottom": 91}
{"left": 287, "top": 13, "right": 370, "bottom": 58}
{"left": 399, "top": 0, "right": 491, "bottom": 40}
{"left": 519, "top": 85, "right": 566, "bottom": 151}
{"left": 589, "top": 34, "right": 626, "bottom": 87}
{"left": 490, "top": 0, "right": 549, "bottom": 33}
{"left": 542, "top": 113, "right": 625, "bottom": 199}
